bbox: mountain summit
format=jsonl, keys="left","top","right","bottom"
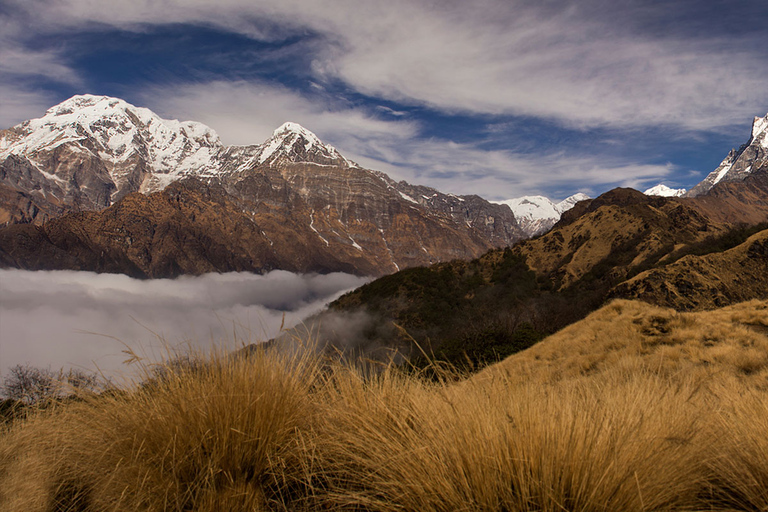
{"left": 643, "top": 184, "right": 686, "bottom": 197}
{"left": 686, "top": 113, "right": 768, "bottom": 197}
{"left": 0, "top": 94, "right": 223, "bottom": 207}
{"left": 257, "top": 122, "right": 357, "bottom": 168}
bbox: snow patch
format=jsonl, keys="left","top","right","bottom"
{"left": 309, "top": 210, "right": 330, "bottom": 246}
{"left": 643, "top": 184, "right": 686, "bottom": 197}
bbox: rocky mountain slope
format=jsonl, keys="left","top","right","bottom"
{"left": 686, "top": 113, "right": 768, "bottom": 197}
{"left": 494, "top": 193, "right": 590, "bottom": 237}
{"left": 0, "top": 95, "right": 525, "bottom": 276}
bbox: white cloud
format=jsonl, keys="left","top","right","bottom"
{"left": 0, "top": 44, "right": 82, "bottom": 86}
{"left": 140, "top": 79, "right": 676, "bottom": 199}
{"left": 355, "top": 139, "right": 678, "bottom": 201}
{"left": 8, "top": 0, "right": 768, "bottom": 131}
{"left": 139, "top": 80, "right": 419, "bottom": 147}
{"left": 0, "top": 269, "right": 369, "bottom": 380}
{"left": 0, "top": 37, "right": 84, "bottom": 127}
{"left": 0, "top": 84, "right": 58, "bottom": 128}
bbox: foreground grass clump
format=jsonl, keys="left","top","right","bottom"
{"left": 0, "top": 348, "right": 319, "bottom": 511}
{"left": 1, "top": 299, "right": 767, "bottom": 511}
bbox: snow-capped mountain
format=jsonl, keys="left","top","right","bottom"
{"left": 643, "top": 184, "right": 686, "bottom": 197}
{"left": 494, "top": 193, "right": 590, "bottom": 236}
{"left": 0, "top": 95, "right": 222, "bottom": 203}
{"left": 0, "top": 95, "right": 525, "bottom": 276}
{"left": 686, "top": 113, "right": 768, "bottom": 197}
{"left": 256, "top": 122, "right": 357, "bottom": 168}
{"left": 0, "top": 95, "right": 365, "bottom": 211}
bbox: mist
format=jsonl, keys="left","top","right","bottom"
{"left": 0, "top": 269, "right": 369, "bottom": 380}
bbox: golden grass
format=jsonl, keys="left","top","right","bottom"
{"left": 1, "top": 299, "right": 767, "bottom": 511}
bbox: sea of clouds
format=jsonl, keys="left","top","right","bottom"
{"left": 0, "top": 269, "right": 369, "bottom": 381}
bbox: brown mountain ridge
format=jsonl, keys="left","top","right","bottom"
{"left": 296, "top": 168, "right": 768, "bottom": 368}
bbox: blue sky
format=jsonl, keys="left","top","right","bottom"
{"left": 2, "top": 0, "right": 767, "bottom": 201}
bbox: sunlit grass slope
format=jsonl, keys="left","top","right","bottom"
{"left": 1, "top": 299, "right": 767, "bottom": 511}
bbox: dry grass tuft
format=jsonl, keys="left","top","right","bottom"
{"left": 1, "top": 299, "right": 767, "bottom": 511}
{"left": 0, "top": 347, "right": 321, "bottom": 511}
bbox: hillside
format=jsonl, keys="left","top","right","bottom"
{"left": 2, "top": 299, "right": 768, "bottom": 511}
{"left": 610, "top": 226, "right": 768, "bottom": 310}
{"left": 318, "top": 175, "right": 768, "bottom": 368}
{"left": 475, "top": 298, "right": 768, "bottom": 386}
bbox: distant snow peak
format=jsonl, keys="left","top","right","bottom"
{"left": 643, "top": 184, "right": 686, "bottom": 197}
{"left": 555, "top": 193, "right": 590, "bottom": 213}
{"left": 495, "top": 192, "right": 589, "bottom": 237}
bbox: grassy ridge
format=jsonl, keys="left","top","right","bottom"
{"left": 1, "top": 299, "right": 767, "bottom": 511}
{"left": 328, "top": 224, "right": 768, "bottom": 371}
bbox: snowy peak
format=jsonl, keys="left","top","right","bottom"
{"left": 1, "top": 94, "right": 223, "bottom": 175}
{"left": 687, "top": 112, "right": 768, "bottom": 197}
{"left": 554, "top": 193, "right": 590, "bottom": 214}
{"left": 495, "top": 193, "right": 589, "bottom": 237}
{"left": 752, "top": 114, "right": 768, "bottom": 146}
{"left": 643, "top": 184, "right": 686, "bottom": 197}
{"left": 256, "top": 121, "right": 357, "bottom": 168}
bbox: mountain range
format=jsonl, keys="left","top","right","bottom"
{"left": 0, "top": 95, "right": 534, "bottom": 277}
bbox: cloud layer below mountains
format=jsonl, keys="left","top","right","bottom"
{"left": 0, "top": 269, "right": 369, "bottom": 381}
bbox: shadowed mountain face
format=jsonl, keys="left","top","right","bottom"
{"left": 0, "top": 95, "right": 524, "bottom": 276}
{"left": 311, "top": 168, "right": 768, "bottom": 369}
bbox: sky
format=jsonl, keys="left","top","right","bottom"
{"left": 1, "top": 0, "right": 767, "bottom": 200}
{"left": 0, "top": 269, "right": 369, "bottom": 379}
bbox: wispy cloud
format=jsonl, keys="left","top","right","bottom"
{"left": 140, "top": 79, "right": 678, "bottom": 199}
{"left": 139, "top": 80, "right": 420, "bottom": 147}
{"left": 0, "top": 38, "right": 84, "bottom": 126}
{"left": 0, "top": 269, "right": 369, "bottom": 379}
{"left": 8, "top": 0, "right": 767, "bottom": 132}
{"left": 0, "top": 84, "right": 59, "bottom": 128}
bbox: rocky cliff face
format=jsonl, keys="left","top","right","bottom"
{"left": 0, "top": 95, "right": 526, "bottom": 276}
{"left": 686, "top": 113, "right": 768, "bottom": 197}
